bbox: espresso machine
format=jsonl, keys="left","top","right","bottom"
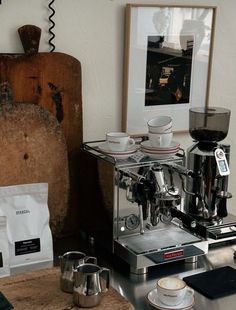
{"left": 82, "top": 141, "right": 208, "bottom": 274}
{"left": 183, "top": 107, "right": 236, "bottom": 242}
{"left": 82, "top": 107, "right": 236, "bottom": 273}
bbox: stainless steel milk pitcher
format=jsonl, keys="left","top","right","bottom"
{"left": 59, "top": 251, "right": 97, "bottom": 293}
{"left": 73, "top": 263, "right": 110, "bottom": 308}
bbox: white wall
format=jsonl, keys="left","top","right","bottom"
{"left": 1, "top": 0, "right": 236, "bottom": 213}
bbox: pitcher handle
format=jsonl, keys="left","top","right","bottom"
{"left": 58, "top": 255, "right": 65, "bottom": 272}
{"left": 85, "top": 256, "right": 97, "bottom": 264}
{"left": 100, "top": 267, "right": 110, "bottom": 292}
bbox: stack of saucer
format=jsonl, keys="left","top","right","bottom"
{"left": 98, "top": 142, "right": 137, "bottom": 159}
{"left": 142, "top": 115, "right": 180, "bottom": 159}
{"left": 140, "top": 140, "right": 180, "bottom": 159}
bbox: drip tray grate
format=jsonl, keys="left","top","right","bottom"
{"left": 119, "top": 225, "right": 201, "bottom": 254}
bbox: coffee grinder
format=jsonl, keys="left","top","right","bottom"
{"left": 185, "top": 107, "right": 236, "bottom": 241}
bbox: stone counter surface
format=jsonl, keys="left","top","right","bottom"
{"left": 109, "top": 242, "right": 236, "bottom": 309}
{"left": 0, "top": 267, "right": 134, "bottom": 310}
{"left": 52, "top": 233, "right": 236, "bottom": 309}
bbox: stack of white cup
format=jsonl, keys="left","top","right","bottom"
{"left": 147, "top": 116, "right": 173, "bottom": 148}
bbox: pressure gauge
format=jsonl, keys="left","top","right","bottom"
{"left": 160, "top": 213, "right": 173, "bottom": 224}
{"left": 125, "top": 214, "right": 140, "bottom": 230}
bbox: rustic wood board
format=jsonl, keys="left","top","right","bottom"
{"left": 0, "top": 52, "right": 83, "bottom": 235}
{"left": 0, "top": 267, "right": 134, "bottom": 310}
{"left": 0, "top": 52, "right": 82, "bottom": 152}
{"left": 0, "top": 103, "right": 69, "bottom": 235}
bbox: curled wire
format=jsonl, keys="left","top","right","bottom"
{"left": 48, "top": 0, "right": 55, "bottom": 52}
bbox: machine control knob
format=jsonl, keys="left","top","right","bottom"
{"left": 215, "top": 149, "right": 224, "bottom": 159}
{"left": 190, "top": 221, "right": 197, "bottom": 228}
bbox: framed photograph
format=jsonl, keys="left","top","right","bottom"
{"left": 122, "top": 4, "right": 216, "bottom": 135}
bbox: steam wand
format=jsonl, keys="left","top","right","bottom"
{"left": 162, "top": 162, "right": 201, "bottom": 196}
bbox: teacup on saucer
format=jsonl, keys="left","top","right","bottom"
{"left": 157, "top": 277, "right": 187, "bottom": 306}
{"left": 106, "top": 132, "right": 135, "bottom": 152}
{"left": 147, "top": 286, "right": 194, "bottom": 310}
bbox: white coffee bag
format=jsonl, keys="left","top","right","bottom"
{"left": 0, "top": 216, "right": 10, "bottom": 277}
{"left": 0, "top": 183, "right": 53, "bottom": 274}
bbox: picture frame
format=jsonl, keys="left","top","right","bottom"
{"left": 122, "top": 4, "right": 216, "bottom": 135}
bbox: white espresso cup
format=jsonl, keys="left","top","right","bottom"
{"left": 148, "top": 132, "right": 173, "bottom": 147}
{"left": 147, "top": 116, "right": 172, "bottom": 133}
{"left": 106, "top": 132, "right": 135, "bottom": 152}
{"left": 157, "top": 277, "right": 193, "bottom": 306}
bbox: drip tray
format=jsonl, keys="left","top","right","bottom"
{"left": 119, "top": 225, "right": 201, "bottom": 254}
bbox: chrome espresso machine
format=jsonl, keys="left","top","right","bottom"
{"left": 82, "top": 107, "right": 236, "bottom": 274}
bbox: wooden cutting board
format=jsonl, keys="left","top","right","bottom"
{"left": 0, "top": 51, "right": 83, "bottom": 151}
{"left": 0, "top": 102, "right": 69, "bottom": 235}
{"left": 0, "top": 267, "right": 135, "bottom": 310}
{"left": 0, "top": 25, "right": 83, "bottom": 236}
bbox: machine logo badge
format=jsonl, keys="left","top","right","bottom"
{"left": 164, "top": 249, "right": 184, "bottom": 260}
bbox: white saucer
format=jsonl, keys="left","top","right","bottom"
{"left": 147, "top": 288, "right": 194, "bottom": 310}
{"left": 141, "top": 140, "right": 180, "bottom": 151}
{"left": 141, "top": 150, "right": 179, "bottom": 160}
{"left": 97, "top": 142, "right": 137, "bottom": 159}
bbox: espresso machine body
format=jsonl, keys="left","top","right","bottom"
{"left": 82, "top": 142, "right": 208, "bottom": 274}
{"left": 113, "top": 162, "right": 208, "bottom": 274}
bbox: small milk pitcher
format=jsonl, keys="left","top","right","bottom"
{"left": 59, "top": 251, "right": 97, "bottom": 293}
{"left": 73, "top": 263, "right": 110, "bottom": 308}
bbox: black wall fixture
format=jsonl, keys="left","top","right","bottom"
{"left": 48, "top": 0, "right": 55, "bottom": 52}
